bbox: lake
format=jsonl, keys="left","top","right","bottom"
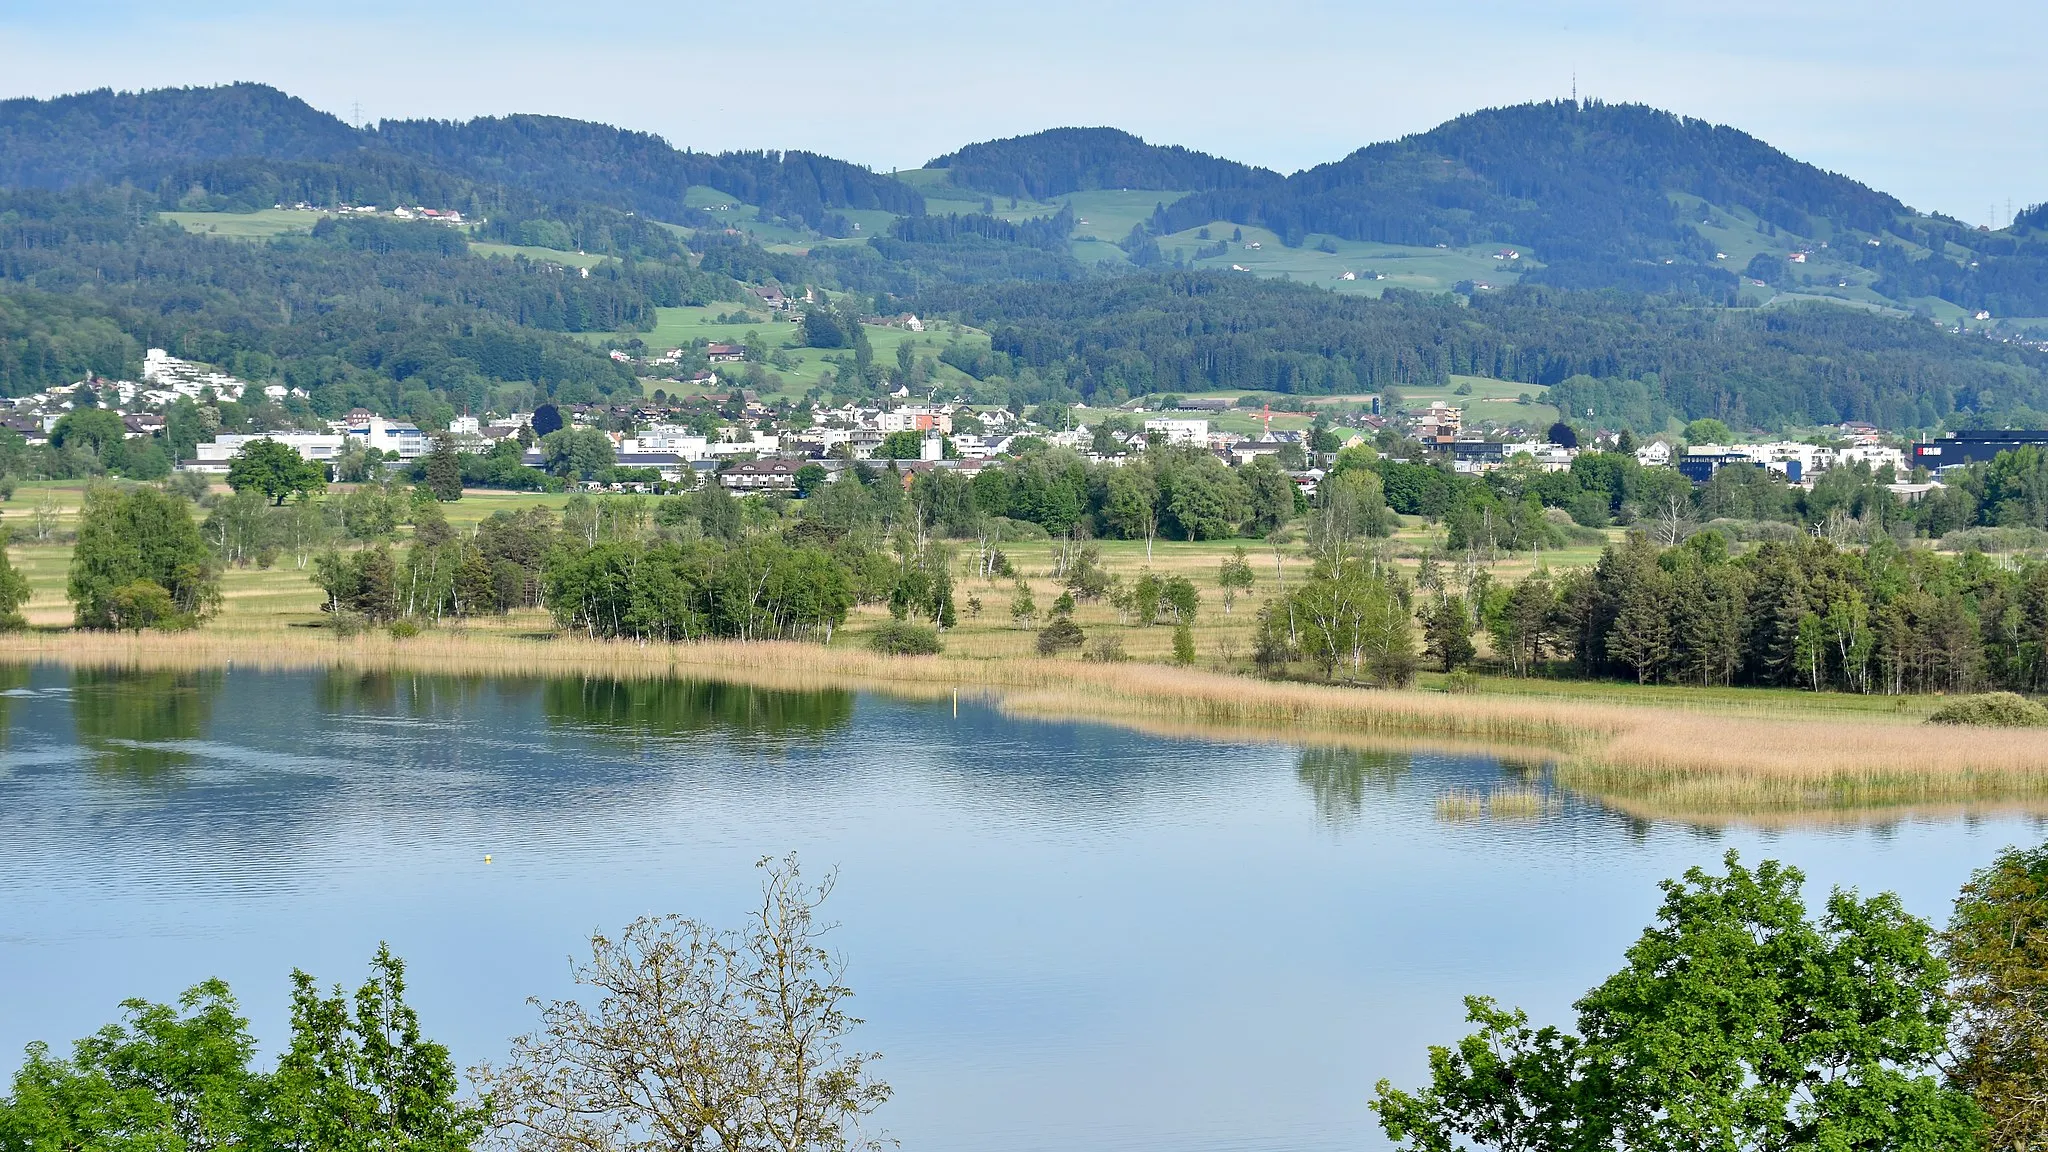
{"left": 0, "top": 664, "right": 2036, "bottom": 1151}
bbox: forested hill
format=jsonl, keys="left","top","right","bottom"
{"left": 1152, "top": 100, "right": 1909, "bottom": 290}
{"left": 920, "top": 273, "right": 2048, "bottom": 429}
{"left": 927, "top": 127, "right": 1282, "bottom": 199}
{"left": 0, "top": 84, "right": 363, "bottom": 188}
{"left": 0, "top": 85, "right": 921, "bottom": 230}
{"left": 374, "top": 117, "right": 922, "bottom": 232}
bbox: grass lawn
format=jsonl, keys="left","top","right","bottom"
{"left": 469, "top": 242, "right": 612, "bottom": 269}
{"left": 162, "top": 209, "right": 329, "bottom": 240}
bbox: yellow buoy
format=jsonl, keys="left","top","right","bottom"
{"left": 484, "top": 854, "right": 493, "bottom": 864}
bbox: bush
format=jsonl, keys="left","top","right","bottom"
{"left": 989, "top": 517, "right": 1050, "bottom": 541}
{"left": 1036, "top": 617, "right": 1085, "bottom": 656}
{"left": 1444, "top": 669, "right": 1480, "bottom": 694}
{"left": 1927, "top": 692, "right": 2048, "bottom": 728}
{"left": 1083, "top": 635, "right": 1130, "bottom": 663}
{"left": 1171, "top": 621, "right": 1196, "bottom": 665}
{"left": 868, "top": 620, "right": 943, "bottom": 655}
{"left": 388, "top": 618, "right": 424, "bottom": 640}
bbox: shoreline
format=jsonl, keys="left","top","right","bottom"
{"left": 10, "top": 628, "right": 2048, "bottom": 823}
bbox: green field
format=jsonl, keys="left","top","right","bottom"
{"left": 469, "top": 242, "right": 612, "bottom": 269}
{"left": 684, "top": 186, "right": 820, "bottom": 249}
{"left": 162, "top": 209, "right": 327, "bottom": 239}
{"left": 1390, "top": 374, "right": 1558, "bottom": 433}
{"left": 584, "top": 305, "right": 995, "bottom": 398}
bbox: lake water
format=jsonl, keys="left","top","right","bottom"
{"left": 0, "top": 664, "right": 2037, "bottom": 1151}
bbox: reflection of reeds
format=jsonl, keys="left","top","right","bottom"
{"left": 1488, "top": 785, "right": 1555, "bottom": 819}
{"left": 6, "top": 630, "right": 2048, "bottom": 823}
{"left": 1435, "top": 790, "right": 1485, "bottom": 820}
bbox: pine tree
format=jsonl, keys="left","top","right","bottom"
{"left": 424, "top": 437, "right": 463, "bottom": 502}
{"left": 1424, "top": 594, "right": 1476, "bottom": 672}
{"left": 1606, "top": 563, "right": 1674, "bottom": 684}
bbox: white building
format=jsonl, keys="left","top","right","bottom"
{"left": 1142, "top": 417, "right": 1210, "bottom": 446}
{"left": 623, "top": 426, "right": 713, "bottom": 460}
{"left": 186, "top": 432, "right": 347, "bottom": 474}
{"left": 877, "top": 405, "right": 953, "bottom": 434}
{"left": 341, "top": 413, "right": 429, "bottom": 459}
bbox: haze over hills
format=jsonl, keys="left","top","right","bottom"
{"left": 5, "top": 81, "right": 2048, "bottom": 434}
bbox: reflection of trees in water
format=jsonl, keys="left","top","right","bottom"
{"left": 1296, "top": 746, "right": 1409, "bottom": 824}
{"left": 71, "top": 667, "right": 221, "bottom": 774}
{"left": 543, "top": 678, "right": 855, "bottom": 746}
{"left": 316, "top": 670, "right": 498, "bottom": 717}
{"left": 0, "top": 663, "right": 29, "bottom": 741}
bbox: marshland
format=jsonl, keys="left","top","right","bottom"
{"left": 7, "top": 477, "right": 2047, "bottom": 823}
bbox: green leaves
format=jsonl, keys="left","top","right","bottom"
{"left": 1945, "top": 843, "right": 2048, "bottom": 1150}
{"left": 227, "top": 440, "right": 327, "bottom": 506}
{"left": 0, "top": 951, "right": 481, "bottom": 1152}
{"left": 1373, "top": 852, "right": 1980, "bottom": 1152}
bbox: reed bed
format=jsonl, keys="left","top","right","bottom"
{"left": 1435, "top": 790, "right": 1486, "bottom": 821}
{"left": 8, "top": 629, "right": 2048, "bottom": 822}
{"left": 1487, "top": 785, "right": 1557, "bottom": 819}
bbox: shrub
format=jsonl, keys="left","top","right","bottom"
{"left": 1036, "top": 617, "right": 1085, "bottom": 656}
{"left": 1172, "top": 621, "right": 1196, "bottom": 665}
{"left": 388, "top": 618, "right": 424, "bottom": 640}
{"left": 1443, "top": 669, "right": 1481, "bottom": 694}
{"left": 1083, "top": 635, "right": 1130, "bottom": 663}
{"left": 868, "top": 620, "right": 943, "bottom": 656}
{"left": 1927, "top": 692, "right": 2048, "bottom": 728}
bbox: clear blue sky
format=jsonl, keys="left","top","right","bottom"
{"left": 3, "top": 0, "right": 2040, "bottom": 224}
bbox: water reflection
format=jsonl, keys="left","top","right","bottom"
{"left": 317, "top": 669, "right": 499, "bottom": 717}
{"left": 0, "top": 662, "right": 2033, "bottom": 1152}
{"left": 542, "top": 676, "right": 855, "bottom": 744}
{"left": 71, "top": 667, "right": 220, "bottom": 775}
{"left": 1296, "top": 747, "right": 1408, "bottom": 825}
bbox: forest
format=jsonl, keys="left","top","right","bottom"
{"left": 926, "top": 274, "right": 2048, "bottom": 426}
{"left": 927, "top": 127, "right": 1282, "bottom": 200}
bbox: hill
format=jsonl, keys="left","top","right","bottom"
{"left": 920, "top": 272, "right": 2048, "bottom": 428}
{"left": 1149, "top": 100, "right": 1909, "bottom": 295}
{"left": 0, "top": 84, "right": 363, "bottom": 189}
{"left": 926, "top": 127, "right": 1281, "bottom": 199}
{"left": 375, "top": 116, "right": 923, "bottom": 234}
{"left": 0, "top": 84, "right": 921, "bottom": 233}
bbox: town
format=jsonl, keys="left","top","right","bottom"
{"left": 6, "top": 344, "right": 2014, "bottom": 507}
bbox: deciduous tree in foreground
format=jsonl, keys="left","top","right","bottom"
{"left": 1946, "top": 843, "right": 2048, "bottom": 1151}
{"left": 1372, "top": 852, "right": 1980, "bottom": 1151}
{"left": 478, "top": 854, "right": 889, "bottom": 1152}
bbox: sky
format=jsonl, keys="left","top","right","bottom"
{"left": 2, "top": 0, "right": 2042, "bottom": 225}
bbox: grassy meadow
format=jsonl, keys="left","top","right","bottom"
{"left": 586, "top": 305, "right": 995, "bottom": 399}
{"left": 469, "top": 242, "right": 612, "bottom": 269}
{"left": 162, "top": 209, "right": 327, "bottom": 239}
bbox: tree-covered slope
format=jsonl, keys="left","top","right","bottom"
{"left": 0, "top": 85, "right": 923, "bottom": 233}
{"left": 376, "top": 115, "right": 924, "bottom": 232}
{"left": 920, "top": 272, "right": 2048, "bottom": 429}
{"left": 926, "top": 127, "right": 1282, "bottom": 199}
{"left": 1152, "top": 100, "right": 1907, "bottom": 289}
{"left": 0, "top": 84, "right": 364, "bottom": 189}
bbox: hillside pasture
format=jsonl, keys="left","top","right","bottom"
{"left": 161, "top": 208, "right": 326, "bottom": 239}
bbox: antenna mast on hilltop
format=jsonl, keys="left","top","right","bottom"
{"left": 1571, "top": 71, "right": 1577, "bottom": 103}
{"left": 351, "top": 101, "right": 363, "bottom": 130}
